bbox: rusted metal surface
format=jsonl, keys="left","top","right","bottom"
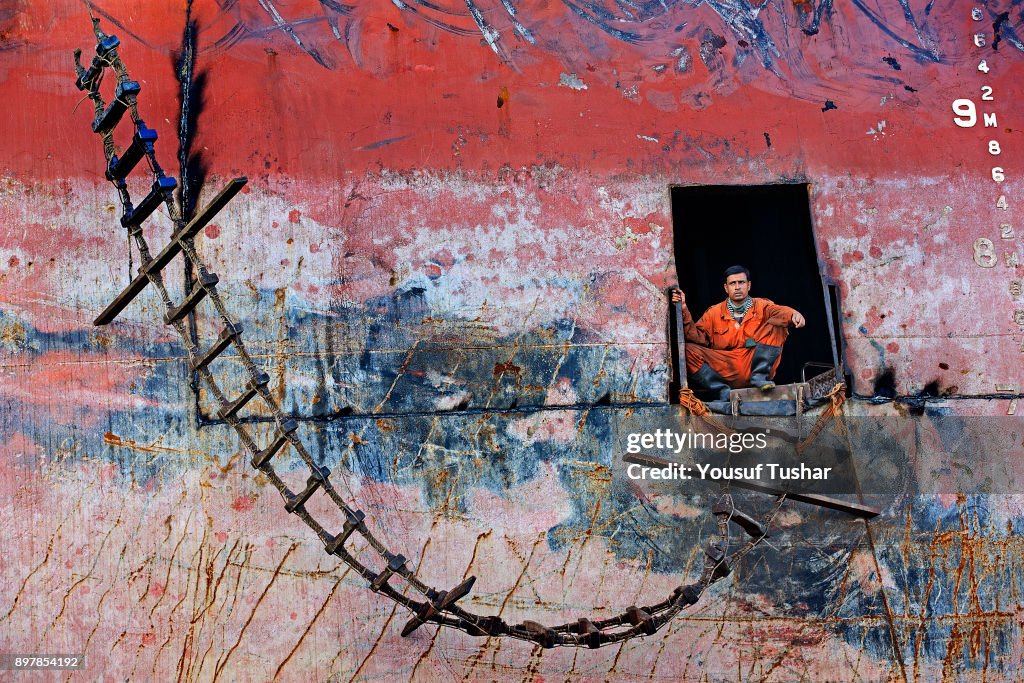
{"left": 67, "top": 32, "right": 793, "bottom": 650}
{"left": 2, "top": 0, "right": 1024, "bottom": 680}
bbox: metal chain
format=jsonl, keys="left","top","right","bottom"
{"left": 73, "top": 22, "right": 796, "bottom": 648}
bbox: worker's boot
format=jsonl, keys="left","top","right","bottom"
{"left": 749, "top": 343, "right": 782, "bottom": 391}
{"left": 690, "top": 363, "right": 732, "bottom": 402}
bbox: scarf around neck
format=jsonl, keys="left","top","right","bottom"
{"left": 727, "top": 297, "right": 753, "bottom": 321}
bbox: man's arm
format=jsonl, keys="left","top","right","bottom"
{"left": 671, "top": 290, "right": 712, "bottom": 344}
{"left": 763, "top": 301, "right": 806, "bottom": 328}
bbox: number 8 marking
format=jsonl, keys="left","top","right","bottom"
{"left": 975, "top": 238, "right": 997, "bottom": 267}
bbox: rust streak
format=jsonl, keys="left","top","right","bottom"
{"left": 273, "top": 568, "right": 349, "bottom": 681}
{"left": 0, "top": 356, "right": 195, "bottom": 370}
{"left": 176, "top": 521, "right": 210, "bottom": 682}
{"left": 411, "top": 530, "right": 492, "bottom": 680}
{"left": 566, "top": 498, "right": 603, "bottom": 593}
{"left": 87, "top": 510, "right": 147, "bottom": 664}
{"left": 149, "top": 508, "right": 194, "bottom": 618}
{"left": 647, "top": 619, "right": 681, "bottom": 681}
{"left": 190, "top": 539, "right": 240, "bottom": 625}
{"left": 348, "top": 535, "right": 435, "bottom": 683}
{"left": 862, "top": 518, "right": 910, "bottom": 683}
{"left": 187, "top": 539, "right": 242, "bottom": 680}
{"left": 103, "top": 431, "right": 204, "bottom": 459}
{"left": 463, "top": 533, "right": 545, "bottom": 682}
{"left": 0, "top": 488, "right": 87, "bottom": 624}
{"left": 42, "top": 508, "right": 123, "bottom": 640}
{"left": 194, "top": 545, "right": 247, "bottom": 681}
{"left": 212, "top": 542, "right": 256, "bottom": 672}
{"left": 521, "top": 643, "right": 545, "bottom": 681}
{"left": 213, "top": 542, "right": 299, "bottom": 682}
{"left": 913, "top": 515, "right": 942, "bottom": 682}
{"left": 372, "top": 339, "right": 420, "bottom": 413}
{"left": 273, "top": 286, "right": 289, "bottom": 404}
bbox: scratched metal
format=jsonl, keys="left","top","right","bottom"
{"left": 2, "top": 0, "right": 1024, "bottom": 680}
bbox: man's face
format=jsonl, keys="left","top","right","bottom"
{"left": 724, "top": 274, "right": 751, "bottom": 302}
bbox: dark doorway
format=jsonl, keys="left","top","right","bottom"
{"left": 671, "top": 184, "right": 836, "bottom": 386}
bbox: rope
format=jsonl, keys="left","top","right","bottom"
{"left": 678, "top": 387, "right": 731, "bottom": 432}
{"left": 797, "top": 383, "right": 847, "bottom": 454}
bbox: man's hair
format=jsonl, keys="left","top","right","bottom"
{"left": 723, "top": 265, "right": 751, "bottom": 283}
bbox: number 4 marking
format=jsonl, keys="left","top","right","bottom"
{"left": 978, "top": 60, "right": 990, "bottom": 73}
{"left": 998, "top": 195, "right": 1009, "bottom": 210}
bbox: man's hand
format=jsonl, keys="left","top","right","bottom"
{"left": 671, "top": 289, "right": 686, "bottom": 308}
{"left": 791, "top": 311, "right": 806, "bottom": 328}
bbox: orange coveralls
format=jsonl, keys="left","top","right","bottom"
{"left": 682, "top": 298, "right": 796, "bottom": 388}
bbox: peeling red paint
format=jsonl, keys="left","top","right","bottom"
{"left": 842, "top": 249, "right": 865, "bottom": 265}
{"left": 1, "top": 0, "right": 1023, "bottom": 680}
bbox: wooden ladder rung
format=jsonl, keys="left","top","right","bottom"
{"left": 93, "top": 177, "right": 248, "bottom": 326}
{"left": 191, "top": 324, "right": 241, "bottom": 371}
{"left": 284, "top": 464, "right": 330, "bottom": 513}
{"left": 325, "top": 509, "right": 366, "bottom": 555}
{"left": 164, "top": 272, "right": 217, "bottom": 324}
{"left": 252, "top": 419, "right": 298, "bottom": 468}
{"left": 107, "top": 125, "right": 157, "bottom": 181}
{"left": 121, "top": 176, "right": 176, "bottom": 228}
{"left": 92, "top": 80, "right": 140, "bottom": 133}
{"left": 218, "top": 371, "right": 269, "bottom": 419}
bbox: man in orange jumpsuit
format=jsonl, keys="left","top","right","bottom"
{"left": 673, "top": 265, "right": 805, "bottom": 401}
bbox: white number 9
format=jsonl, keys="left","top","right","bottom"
{"left": 952, "top": 99, "right": 977, "bottom": 128}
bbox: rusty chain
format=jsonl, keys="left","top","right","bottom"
{"left": 72, "top": 21, "right": 802, "bottom": 648}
